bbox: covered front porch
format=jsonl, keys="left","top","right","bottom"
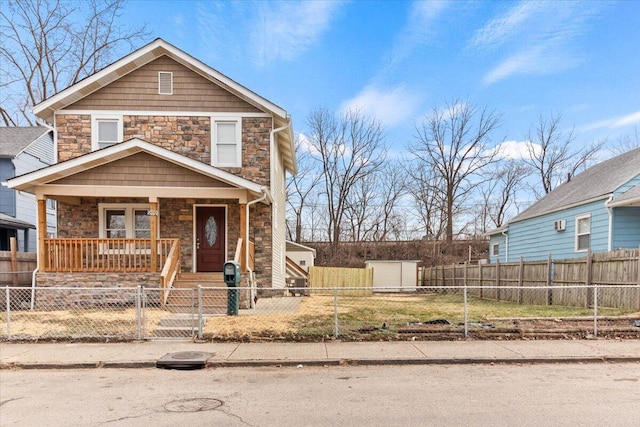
{"left": 7, "top": 139, "right": 271, "bottom": 300}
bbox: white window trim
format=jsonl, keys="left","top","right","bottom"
{"left": 211, "top": 116, "right": 242, "bottom": 168}
{"left": 158, "top": 71, "right": 173, "bottom": 95}
{"left": 575, "top": 213, "right": 591, "bottom": 252}
{"left": 491, "top": 243, "right": 499, "bottom": 257}
{"left": 98, "top": 203, "right": 154, "bottom": 239}
{"left": 91, "top": 114, "right": 123, "bottom": 151}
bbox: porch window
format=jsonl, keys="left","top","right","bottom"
{"left": 99, "top": 204, "right": 153, "bottom": 238}
{"left": 92, "top": 115, "right": 123, "bottom": 150}
{"left": 212, "top": 118, "right": 241, "bottom": 167}
{"left": 575, "top": 214, "right": 590, "bottom": 252}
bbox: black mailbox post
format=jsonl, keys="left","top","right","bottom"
{"left": 223, "top": 261, "right": 241, "bottom": 315}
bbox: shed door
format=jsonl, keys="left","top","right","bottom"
{"left": 196, "top": 207, "right": 226, "bottom": 272}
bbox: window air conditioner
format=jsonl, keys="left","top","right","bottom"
{"left": 554, "top": 219, "right": 566, "bottom": 231}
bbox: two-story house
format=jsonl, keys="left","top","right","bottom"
{"left": 7, "top": 39, "right": 296, "bottom": 307}
{"left": 0, "top": 127, "right": 56, "bottom": 251}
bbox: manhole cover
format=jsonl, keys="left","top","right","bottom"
{"left": 156, "top": 351, "right": 213, "bottom": 369}
{"left": 164, "top": 398, "right": 223, "bottom": 413}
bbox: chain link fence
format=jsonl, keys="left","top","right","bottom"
{"left": 2, "top": 285, "right": 639, "bottom": 342}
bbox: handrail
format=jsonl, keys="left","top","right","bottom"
{"left": 160, "top": 239, "right": 181, "bottom": 306}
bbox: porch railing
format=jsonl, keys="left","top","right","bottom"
{"left": 160, "top": 239, "right": 181, "bottom": 305}
{"left": 42, "top": 238, "right": 180, "bottom": 273}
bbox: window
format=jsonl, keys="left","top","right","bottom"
{"left": 92, "top": 115, "right": 123, "bottom": 150}
{"left": 491, "top": 243, "right": 499, "bottom": 257}
{"left": 212, "top": 118, "right": 241, "bottom": 167}
{"left": 158, "top": 72, "right": 173, "bottom": 95}
{"left": 575, "top": 214, "right": 590, "bottom": 251}
{"left": 99, "top": 204, "right": 152, "bottom": 238}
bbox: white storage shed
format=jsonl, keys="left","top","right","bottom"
{"left": 365, "top": 260, "right": 420, "bottom": 292}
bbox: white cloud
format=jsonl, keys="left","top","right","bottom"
{"left": 581, "top": 110, "right": 640, "bottom": 131}
{"left": 339, "top": 85, "right": 422, "bottom": 128}
{"left": 471, "top": 1, "right": 604, "bottom": 85}
{"left": 494, "top": 140, "right": 536, "bottom": 161}
{"left": 251, "top": 1, "right": 343, "bottom": 69}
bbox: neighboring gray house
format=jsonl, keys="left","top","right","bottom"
{"left": 487, "top": 147, "right": 640, "bottom": 263}
{"left": 0, "top": 127, "right": 56, "bottom": 251}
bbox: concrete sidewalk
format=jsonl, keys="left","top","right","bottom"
{"left": 1, "top": 340, "right": 639, "bottom": 369}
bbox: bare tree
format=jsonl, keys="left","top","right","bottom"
{"left": 371, "top": 161, "right": 407, "bottom": 241}
{"left": 609, "top": 126, "right": 640, "bottom": 156}
{"left": 0, "top": 0, "right": 147, "bottom": 125}
{"left": 405, "top": 160, "right": 447, "bottom": 240}
{"left": 409, "top": 100, "right": 502, "bottom": 242}
{"left": 476, "top": 161, "right": 529, "bottom": 233}
{"left": 286, "top": 134, "right": 322, "bottom": 243}
{"left": 523, "top": 113, "right": 604, "bottom": 198}
{"left": 306, "top": 108, "right": 387, "bottom": 249}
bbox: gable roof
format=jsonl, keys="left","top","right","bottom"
{"left": 510, "top": 147, "right": 640, "bottom": 223}
{"left": 32, "top": 38, "right": 296, "bottom": 173}
{"left": 0, "top": 127, "right": 50, "bottom": 158}
{"left": 6, "top": 138, "right": 265, "bottom": 196}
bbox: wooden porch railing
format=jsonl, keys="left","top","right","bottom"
{"left": 42, "top": 238, "right": 180, "bottom": 273}
{"left": 233, "top": 238, "right": 255, "bottom": 272}
{"left": 160, "top": 239, "right": 181, "bottom": 305}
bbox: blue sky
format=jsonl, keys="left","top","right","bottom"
{"left": 123, "top": 0, "right": 639, "bottom": 157}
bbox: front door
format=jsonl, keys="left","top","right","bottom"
{"left": 196, "top": 207, "right": 226, "bottom": 272}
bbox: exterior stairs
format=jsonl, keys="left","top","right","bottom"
{"left": 164, "top": 273, "right": 228, "bottom": 315}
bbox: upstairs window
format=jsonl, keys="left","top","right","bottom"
{"left": 212, "top": 118, "right": 241, "bottom": 167}
{"left": 158, "top": 71, "right": 173, "bottom": 95}
{"left": 575, "top": 214, "right": 591, "bottom": 252}
{"left": 92, "top": 115, "right": 122, "bottom": 150}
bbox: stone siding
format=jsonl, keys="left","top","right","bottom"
{"left": 56, "top": 114, "right": 92, "bottom": 161}
{"left": 34, "top": 272, "right": 160, "bottom": 309}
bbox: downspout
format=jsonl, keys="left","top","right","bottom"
{"left": 245, "top": 188, "right": 272, "bottom": 308}
{"left": 501, "top": 229, "right": 509, "bottom": 263}
{"left": 604, "top": 195, "right": 614, "bottom": 251}
{"left": 31, "top": 119, "right": 57, "bottom": 309}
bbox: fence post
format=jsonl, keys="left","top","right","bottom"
{"left": 518, "top": 257, "right": 524, "bottom": 305}
{"left": 197, "top": 285, "right": 203, "bottom": 339}
{"left": 463, "top": 265, "right": 468, "bottom": 339}
{"left": 5, "top": 286, "right": 10, "bottom": 340}
{"left": 637, "top": 246, "right": 640, "bottom": 310}
{"left": 547, "top": 253, "right": 553, "bottom": 306}
{"left": 479, "top": 262, "right": 483, "bottom": 299}
{"left": 585, "top": 249, "right": 593, "bottom": 308}
{"left": 135, "top": 285, "right": 142, "bottom": 340}
{"left": 496, "top": 258, "right": 501, "bottom": 301}
{"left": 593, "top": 282, "right": 598, "bottom": 337}
{"left": 10, "top": 237, "right": 19, "bottom": 286}
{"left": 333, "top": 288, "right": 339, "bottom": 338}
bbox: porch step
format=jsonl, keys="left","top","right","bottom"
{"left": 152, "top": 326, "right": 195, "bottom": 338}
{"left": 164, "top": 273, "right": 233, "bottom": 314}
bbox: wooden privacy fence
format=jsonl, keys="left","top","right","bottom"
{"left": 0, "top": 238, "right": 37, "bottom": 286}
{"left": 308, "top": 266, "right": 373, "bottom": 296}
{"left": 420, "top": 248, "right": 640, "bottom": 310}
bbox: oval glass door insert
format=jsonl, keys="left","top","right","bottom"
{"left": 205, "top": 216, "right": 217, "bottom": 246}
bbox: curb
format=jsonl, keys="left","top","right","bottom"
{"left": 2, "top": 357, "right": 639, "bottom": 370}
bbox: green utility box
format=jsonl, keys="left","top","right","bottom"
{"left": 223, "top": 261, "right": 241, "bottom": 315}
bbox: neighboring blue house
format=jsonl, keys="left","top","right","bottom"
{"left": 0, "top": 127, "right": 56, "bottom": 251}
{"left": 487, "top": 147, "right": 640, "bottom": 263}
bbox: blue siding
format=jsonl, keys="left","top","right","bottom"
{"left": 612, "top": 207, "right": 640, "bottom": 249}
{"left": 506, "top": 199, "right": 610, "bottom": 261}
{"left": 488, "top": 233, "right": 507, "bottom": 263}
{"left": 0, "top": 158, "right": 16, "bottom": 216}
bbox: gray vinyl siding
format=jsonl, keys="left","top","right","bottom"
{"left": 506, "top": 199, "right": 610, "bottom": 262}
{"left": 611, "top": 207, "right": 640, "bottom": 250}
{"left": 0, "top": 158, "right": 16, "bottom": 216}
